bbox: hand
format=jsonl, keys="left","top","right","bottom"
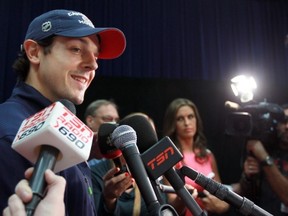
{"left": 201, "top": 190, "right": 229, "bottom": 214}
{"left": 244, "top": 156, "right": 260, "bottom": 178}
{"left": 102, "top": 167, "right": 134, "bottom": 211}
{"left": 246, "top": 139, "right": 268, "bottom": 161}
{"left": 3, "top": 168, "right": 66, "bottom": 216}
{"left": 185, "top": 184, "right": 198, "bottom": 198}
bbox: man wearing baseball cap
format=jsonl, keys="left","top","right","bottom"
{"left": 0, "top": 9, "right": 126, "bottom": 216}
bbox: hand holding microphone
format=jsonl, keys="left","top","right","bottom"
{"left": 97, "top": 122, "right": 134, "bottom": 211}
{"left": 3, "top": 168, "right": 66, "bottom": 216}
{"left": 12, "top": 100, "right": 93, "bottom": 215}
{"left": 180, "top": 166, "right": 273, "bottom": 216}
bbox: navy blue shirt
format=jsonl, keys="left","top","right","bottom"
{"left": 0, "top": 82, "right": 96, "bottom": 216}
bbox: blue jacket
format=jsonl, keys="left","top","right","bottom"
{"left": 0, "top": 82, "right": 96, "bottom": 216}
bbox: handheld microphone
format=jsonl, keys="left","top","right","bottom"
{"left": 98, "top": 122, "right": 127, "bottom": 174}
{"left": 119, "top": 114, "right": 158, "bottom": 153}
{"left": 111, "top": 125, "right": 162, "bottom": 215}
{"left": 12, "top": 100, "right": 93, "bottom": 216}
{"left": 119, "top": 114, "right": 166, "bottom": 203}
{"left": 180, "top": 166, "right": 272, "bottom": 216}
{"left": 141, "top": 136, "right": 206, "bottom": 216}
{"left": 157, "top": 182, "right": 176, "bottom": 193}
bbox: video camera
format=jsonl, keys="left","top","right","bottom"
{"left": 225, "top": 101, "right": 285, "bottom": 147}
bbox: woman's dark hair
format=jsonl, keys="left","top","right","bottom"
{"left": 12, "top": 36, "right": 55, "bottom": 81}
{"left": 162, "top": 98, "right": 208, "bottom": 158}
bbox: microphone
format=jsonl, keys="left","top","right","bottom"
{"left": 119, "top": 114, "right": 166, "bottom": 203}
{"left": 119, "top": 114, "right": 158, "bottom": 153}
{"left": 156, "top": 181, "right": 195, "bottom": 194}
{"left": 157, "top": 182, "right": 176, "bottom": 193}
{"left": 111, "top": 125, "right": 165, "bottom": 216}
{"left": 141, "top": 136, "right": 206, "bottom": 216}
{"left": 120, "top": 115, "right": 205, "bottom": 216}
{"left": 98, "top": 122, "right": 127, "bottom": 174}
{"left": 179, "top": 166, "right": 272, "bottom": 216}
{"left": 12, "top": 100, "right": 93, "bottom": 216}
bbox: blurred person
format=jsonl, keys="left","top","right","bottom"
{"left": 0, "top": 9, "right": 126, "bottom": 215}
{"left": 3, "top": 168, "right": 66, "bottom": 216}
{"left": 162, "top": 98, "right": 229, "bottom": 215}
{"left": 237, "top": 103, "right": 288, "bottom": 215}
{"left": 84, "top": 99, "right": 120, "bottom": 166}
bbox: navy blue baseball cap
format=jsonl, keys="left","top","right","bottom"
{"left": 24, "top": 9, "right": 126, "bottom": 59}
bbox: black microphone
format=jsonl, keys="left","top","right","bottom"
{"left": 119, "top": 114, "right": 166, "bottom": 203}
{"left": 12, "top": 99, "right": 93, "bottom": 216}
{"left": 179, "top": 166, "right": 273, "bottom": 216}
{"left": 111, "top": 125, "right": 178, "bottom": 216}
{"left": 120, "top": 115, "right": 205, "bottom": 216}
{"left": 119, "top": 114, "right": 158, "bottom": 153}
{"left": 98, "top": 122, "right": 128, "bottom": 174}
{"left": 141, "top": 136, "right": 206, "bottom": 216}
{"left": 98, "top": 123, "right": 121, "bottom": 167}
{"left": 111, "top": 125, "right": 162, "bottom": 215}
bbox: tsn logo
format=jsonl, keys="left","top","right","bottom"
{"left": 147, "top": 146, "right": 174, "bottom": 170}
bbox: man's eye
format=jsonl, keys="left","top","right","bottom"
{"left": 71, "top": 48, "right": 81, "bottom": 53}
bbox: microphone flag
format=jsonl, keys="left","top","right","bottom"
{"left": 12, "top": 101, "right": 93, "bottom": 172}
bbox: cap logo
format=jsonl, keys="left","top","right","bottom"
{"left": 67, "top": 11, "right": 95, "bottom": 28}
{"left": 42, "top": 21, "right": 52, "bottom": 32}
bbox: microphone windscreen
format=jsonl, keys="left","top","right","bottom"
{"left": 98, "top": 122, "right": 122, "bottom": 159}
{"left": 119, "top": 115, "right": 158, "bottom": 153}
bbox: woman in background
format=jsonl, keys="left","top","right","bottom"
{"left": 162, "top": 98, "right": 229, "bottom": 215}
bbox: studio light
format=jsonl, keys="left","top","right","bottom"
{"left": 230, "top": 75, "right": 257, "bottom": 103}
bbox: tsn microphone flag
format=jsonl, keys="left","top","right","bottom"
{"left": 12, "top": 101, "right": 93, "bottom": 173}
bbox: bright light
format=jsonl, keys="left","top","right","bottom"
{"left": 231, "top": 75, "right": 257, "bottom": 103}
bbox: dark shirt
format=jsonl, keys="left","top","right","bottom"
{"left": 0, "top": 82, "right": 96, "bottom": 216}
{"left": 91, "top": 159, "right": 168, "bottom": 216}
{"left": 241, "top": 150, "right": 288, "bottom": 215}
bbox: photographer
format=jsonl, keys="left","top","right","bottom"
{"left": 238, "top": 104, "right": 288, "bottom": 215}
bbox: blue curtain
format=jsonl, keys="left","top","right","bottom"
{"left": 1, "top": 0, "right": 288, "bottom": 102}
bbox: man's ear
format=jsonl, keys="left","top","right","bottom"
{"left": 23, "top": 39, "right": 41, "bottom": 64}
{"left": 86, "top": 115, "right": 94, "bottom": 127}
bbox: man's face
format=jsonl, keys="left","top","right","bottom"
{"left": 277, "top": 108, "right": 288, "bottom": 150}
{"left": 87, "top": 104, "right": 119, "bottom": 132}
{"left": 27, "top": 35, "right": 99, "bottom": 105}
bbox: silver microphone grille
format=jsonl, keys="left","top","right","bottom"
{"left": 111, "top": 125, "right": 137, "bottom": 150}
